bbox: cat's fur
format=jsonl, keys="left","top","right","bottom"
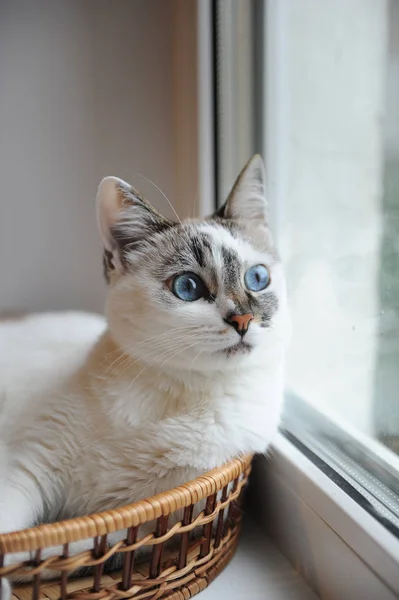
{"left": 0, "top": 156, "right": 289, "bottom": 595}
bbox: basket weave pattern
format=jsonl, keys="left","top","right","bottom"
{"left": 0, "top": 456, "right": 251, "bottom": 600}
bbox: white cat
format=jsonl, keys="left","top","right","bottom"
{"left": 0, "top": 155, "right": 289, "bottom": 596}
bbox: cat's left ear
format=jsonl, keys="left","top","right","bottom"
{"left": 96, "top": 176, "right": 173, "bottom": 278}
{"left": 216, "top": 154, "right": 267, "bottom": 222}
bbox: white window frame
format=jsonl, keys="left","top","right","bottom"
{"left": 254, "top": 434, "right": 399, "bottom": 598}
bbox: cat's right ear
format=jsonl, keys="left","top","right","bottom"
{"left": 215, "top": 155, "right": 267, "bottom": 223}
{"left": 96, "top": 176, "right": 173, "bottom": 281}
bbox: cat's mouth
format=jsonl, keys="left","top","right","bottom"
{"left": 221, "top": 340, "right": 253, "bottom": 357}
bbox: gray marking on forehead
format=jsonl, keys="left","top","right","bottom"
{"left": 221, "top": 245, "right": 242, "bottom": 290}
{"left": 127, "top": 224, "right": 218, "bottom": 292}
{"left": 154, "top": 228, "right": 213, "bottom": 270}
{"left": 188, "top": 232, "right": 214, "bottom": 269}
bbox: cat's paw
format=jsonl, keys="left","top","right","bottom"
{"left": 1, "top": 578, "right": 11, "bottom": 600}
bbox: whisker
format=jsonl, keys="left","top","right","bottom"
{"left": 106, "top": 332, "right": 211, "bottom": 381}
{"left": 103, "top": 325, "right": 200, "bottom": 362}
{"left": 104, "top": 326, "right": 201, "bottom": 374}
{"left": 190, "top": 349, "right": 202, "bottom": 368}
{"left": 134, "top": 173, "right": 180, "bottom": 222}
{"left": 103, "top": 324, "right": 203, "bottom": 368}
{"left": 160, "top": 340, "right": 201, "bottom": 369}
{"left": 124, "top": 337, "right": 202, "bottom": 389}
{"left": 134, "top": 172, "right": 193, "bottom": 250}
{"left": 122, "top": 346, "right": 181, "bottom": 390}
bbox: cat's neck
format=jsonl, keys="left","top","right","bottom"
{"left": 82, "top": 330, "right": 239, "bottom": 422}
{"left": 86, "top": 330, "right": 225, "bottom": 387}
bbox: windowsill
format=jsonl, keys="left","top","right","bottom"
{"left": 200, "top": 518, "right": 318, "bottom": 600}
{"left": 249, "top": 433, "right": 399, "bottom": 600}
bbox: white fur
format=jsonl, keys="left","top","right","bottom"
{"left": 0, "top": 159, "right": 289, "bottom": 597}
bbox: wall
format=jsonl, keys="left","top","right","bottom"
{"left": 0, "top": 0, "right": 197, "bottom": 314}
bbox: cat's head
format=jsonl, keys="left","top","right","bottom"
{"left": 96, "top": 155, "right": 288, "bottom": 372}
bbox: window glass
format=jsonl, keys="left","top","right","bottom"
{"left": 264, "top": 0, "right": 399, "bottom": 458}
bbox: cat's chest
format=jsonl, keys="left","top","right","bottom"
{"left": 104, "top": 366, "right": 273, "bottom": 428}
{"left": 75, "top": 367, "right": 281, "bottom": 512}
{"left": 105, "top": 365, "right": 280, "bottom": 460}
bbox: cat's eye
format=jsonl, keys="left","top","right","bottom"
{"left": 170, "top": 272, "right": 208, "bottom": 302}
{"left": 244, "top": 264, "right": 270, "bottom": 292}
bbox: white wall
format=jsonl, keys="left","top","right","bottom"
{"left": 0, "top": 0, "right": 196, "bottom": 314}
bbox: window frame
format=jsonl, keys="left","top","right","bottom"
{"left": 251, "top": 434, "right": 399, "bottom": 598}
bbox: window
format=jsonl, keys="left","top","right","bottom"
{"left": 265, "top": 0, "right": 399, "bottom": 537}
{"left": 211, "top": 0, "right": 399, "bottom": 587}
{"left": 266, "top": 0, "right": 399, "bottom": 457}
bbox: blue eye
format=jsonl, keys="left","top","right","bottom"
{"left": 171, "top": 272, "right": 207, "bottom": 302}
{"left": 244, "top": 265, "right": 270, "bottom": 292}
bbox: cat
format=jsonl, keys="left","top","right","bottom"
{"left": 0, "top": 155, "right": 289, "bottom": 596}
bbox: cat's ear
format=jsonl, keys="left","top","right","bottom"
{"left": 96, "top": 176, "right": 173, "bottom": 278}
{"left": 216, "top": 154, "right": 267, "bottom": 222}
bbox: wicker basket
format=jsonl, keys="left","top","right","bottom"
{"left": 0, "top": 456, "right": 252, "bottom": 600}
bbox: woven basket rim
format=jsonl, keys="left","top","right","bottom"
{"left": 0, "top": 455, "right": 252, "bottom": 554}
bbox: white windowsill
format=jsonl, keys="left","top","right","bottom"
{"left": 200, "top": 519, "right": 318, "bottom": 600}
{"left": 251, "top": 433, "right": 399, "bottom": 600}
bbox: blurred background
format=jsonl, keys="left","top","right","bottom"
{"left": 0, "top": 0, "right": 200, "bottom": 314}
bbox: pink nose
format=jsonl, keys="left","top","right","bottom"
{"left": 227, "top": 313, "right": 254, "bottom": 336}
